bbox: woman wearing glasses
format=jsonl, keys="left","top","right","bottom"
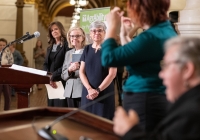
{"left": 61, "top": 27, "right": 86, "bottom": 107}
{"left": 113, "top": 36, "right": 200, "bottom": 140}
{"left": 79, "top": 21, "right": 117, "bottom": 120}
{"left": 101, "top": 0, "right": 177, "bottom": 132}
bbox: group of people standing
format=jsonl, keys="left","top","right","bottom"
{"left": 2, "top": 0, "right": 200, "bottom": 139}
{"left": 43, "top": 20, "right": 116, "bottom": 120}
{"left": 42, "top": 0, "right": 200, "bottom": 139}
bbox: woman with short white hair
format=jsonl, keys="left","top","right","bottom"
{"left": 79, "top": 21, "right": 117, "bottom": 120}
{"left": 113, "top": 36, "right": 200, "bottom": 140}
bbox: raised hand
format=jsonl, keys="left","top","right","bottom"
{"left": 113, "top": 107, "right": 139, "bottom": 136}
{"left": 120, "top": 17, "right": 134, "bottom": 37}
{"left": 106, "top": 7, "right": 124, "bottom": 35}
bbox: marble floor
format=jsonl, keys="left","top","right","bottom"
{"left": 0, "top": 84, "right": 47, "bottom": 112}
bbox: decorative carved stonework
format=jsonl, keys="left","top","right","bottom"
{"left": 36, "top": 1, "right": 52, "bottom": 29}
{"left": 15, "top": 0, "right": 24, "bottom": 8}
{"left": 24, "top": 0, "right": 35, "bottom": 4}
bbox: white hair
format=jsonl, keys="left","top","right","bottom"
{"left": 165, "top": 36, "right": 200, "bottom": 76}
{"left": 89, "top": 21, "right": 107, "bottom": 31}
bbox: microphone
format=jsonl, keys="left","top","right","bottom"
{"left": 16, "top": 32, "right": 30, "bottom": 42}
{"left": 0, "top": 32, "right": 31, "bottom": 65}
{"left": 33, "top": 90, "right": 115, "bottom": 140}
{"left": 19, "top": 31, "right": 40, "bottom": 43}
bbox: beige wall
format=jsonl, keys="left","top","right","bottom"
{"left": 38, "top": 22, "right": 48, "bottom": 54}
{"left": 23, "top": 4, "right": 38, "bottom": 68}
{"left": 0, "top": 0, "right": 17, "bottom": 43}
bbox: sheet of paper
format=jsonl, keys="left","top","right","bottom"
{"left": 11, "top": 64, "right": 47, "bottom": 76}
{"left": 45, "top": 81, "right": 65, "bottom": 99}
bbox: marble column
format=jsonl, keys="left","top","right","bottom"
{"left": 176, "top": 0, "right": 200, "bottom": 36}
{"left": 15, "top": 0, "right": 24, "bottom": 52}
{"left": 15, "top": 0, "right": 28, "bottom": 66}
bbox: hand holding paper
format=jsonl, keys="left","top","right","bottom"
{"left": 45, "top": 81, "right": 65, "bottom": 99}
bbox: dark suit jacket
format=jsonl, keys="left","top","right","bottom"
{"left": 122, "top": 84, "right": 200, "bottom": 140}
{"left": 43, "top": 41, "right": 70, "bottom": 81}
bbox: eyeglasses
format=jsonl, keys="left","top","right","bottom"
{"left": 69, "top": 35, "right": 82, "bottom": 38}
{"left": 90, "top": 29, "right": 104, "bottom": 34}
{"left": 160, "top": 60, "right": 182, "bottom": 70}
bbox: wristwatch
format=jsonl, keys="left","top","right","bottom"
{"left": 96, "top": 87, "right": 101, "bottom": 93}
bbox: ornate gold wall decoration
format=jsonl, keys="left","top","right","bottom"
{"left": 36, "top": 1, "right": 52, "bottom": 29}
{"left": 24, "top": 0, "right": 35, "bottom": 4}
{"left": 21, "top": 0, "right": 127, "bottom": 29}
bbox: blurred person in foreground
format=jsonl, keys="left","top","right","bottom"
{"left": 101, "top": 0, "right": 177, "bottom": 132}
{"left": 61, "top": 27, "right": 86, "bottom": 107}
{"left": 43, "top": 21, "right": 70, "bottom": 107}
{"left": 113, "top": 36, "right": 200, "bottom": 140}
{"left": 79, "top": 21, "right": 117, "bottom": 120}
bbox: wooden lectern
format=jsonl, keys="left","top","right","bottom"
{"left": 0, "top": 66, "right": 50, "bottom": 108}
{"left": 0, "top": 107, "right": 120, "bottom": 140}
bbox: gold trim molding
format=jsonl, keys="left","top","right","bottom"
{"left": 52, "top": 3, "right": 71, "bottom": 20}
{"left": 24, "top": 0, "right": 35, "bottom": 4}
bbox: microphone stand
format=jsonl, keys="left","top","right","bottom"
{"left": 0, "top": 32, "right": 30, "bottom": 66}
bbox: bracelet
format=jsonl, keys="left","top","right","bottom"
{"left": 96, "top": 87, "right": 101, "bottom": 93}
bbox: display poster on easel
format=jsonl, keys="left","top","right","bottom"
{"left": 80, "top": 7, "right": 110, "bottom": 44}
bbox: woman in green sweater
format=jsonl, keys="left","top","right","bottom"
{"left": 101, "top": 0, "right": 177, "bottom": 133}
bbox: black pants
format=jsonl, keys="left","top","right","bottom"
{"left": 115, "top": 72, "right": 123, "bottom": 106}
{"left": 67, "top": 97, "right": 81, "bottom": 108}
{"left": 48, "top": 98, "right": 68, "bottom": 107}
{"left": 0, "top": 85, "right": 11, "bottom": 110}
{"left": 123, "top": 92, "right": 169, "bottom": 133}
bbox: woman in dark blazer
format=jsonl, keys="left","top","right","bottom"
{"left": 44, "top": 21, "right": 70, "bottom": 107}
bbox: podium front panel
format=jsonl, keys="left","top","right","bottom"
{"left": 0, "top": 107, "right": 120, "bottom": 140}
